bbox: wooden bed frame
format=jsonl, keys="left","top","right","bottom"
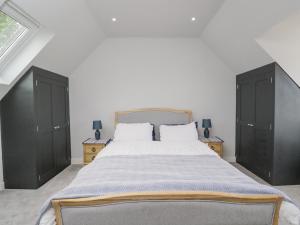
{"left": 51, "top": 108, "right": 283, "bottom": 225}
{"left": 52, "top": 191, "right": 282, "bottom": 225}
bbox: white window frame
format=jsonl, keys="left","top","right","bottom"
{"left": 0, "top": 1, "right": 39, "bottom": 71}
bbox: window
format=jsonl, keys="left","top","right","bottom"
{"left": 0, "top": 11, "right": 28, "bottom": 57}
{"left": 0, "top": 1, "right": 39, "bottom": 67}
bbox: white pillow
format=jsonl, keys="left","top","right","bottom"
{"left": 160, "top": 122, "right": 198, "bottom": 141}
{"left": 114, "top": 123, "right": 153, "bottom": 141}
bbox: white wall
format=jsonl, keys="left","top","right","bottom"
{"left": 0, "top": 86, "right": 6, "bottom": 190}
{"left": 0, "top": 86, "right": 7, "bottom": 190}
{"left": 70, "top": 38, "right": 236, "bottom": 162}
{"left": 257, "top": 11, "right": 300, "bottom": 86}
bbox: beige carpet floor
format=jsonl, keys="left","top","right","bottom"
{"left": 0, "top": 163, "right": 299, "bottom": 225}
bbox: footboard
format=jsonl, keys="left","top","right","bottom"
{"left": 52, "top": 191, "right": 282, "bottom": 225}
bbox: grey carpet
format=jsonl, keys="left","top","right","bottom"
{"left": 0, "top": 165, "right": 81, "bottom": 225}
{"left": 0, "top": 163, "right": 299, "bottom": 225}
{"left": 232, "top": 163, "right": 300, "bottom": 204}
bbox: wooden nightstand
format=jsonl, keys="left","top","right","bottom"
{"left": 199, "top": 136, "right": 224, "bottom": 157}
{"left": 82, "top": 138, "right": 110, "bottom": 165}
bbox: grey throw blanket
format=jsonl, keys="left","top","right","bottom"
{"left": 36, "top": 155, "right": 291, "bottom": 224}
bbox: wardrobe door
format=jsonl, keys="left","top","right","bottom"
{"left": 36, "top": 77, "right": 56, "bottom": 184}
{"left": 252, "top": 72, "right": 274, "bottom": 181}
{"left": 52, "top": 82, "right": 70, "bottom": 171}
{"left": 236, "top": 75, "right": 255, "bottom": 169}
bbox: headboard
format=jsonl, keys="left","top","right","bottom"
{"left": 115, "top": 108, "right": 193, "bottom": 140}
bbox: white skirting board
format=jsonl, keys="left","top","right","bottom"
{"left": 223, "top": 156, "right": 236, "bottom": 163}
{"left": 72, "top": 157, "right": 83, "bottom": 165}
{"left": 0, "top": 181, "right": 4, "bottom": 191}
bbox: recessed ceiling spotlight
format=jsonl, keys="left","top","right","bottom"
{"left": 112, "top": 18, "right": 117, "bottom": 22}
{"left": 191, "top": 17, "right": 196, "bottom": 22}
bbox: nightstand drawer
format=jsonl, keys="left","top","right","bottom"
{"left": 208, "top": 143, "right": 223, "bottom": 157}
{"left": 84, "top": 153, "right": 97, "bottom": 164}
{"left": 200, "top": 136, "right": 224, "bottom": 158}
{"left": 208, "top": 143, "right": 221, "bottom": 152}
{"left": 84, "top": 145, "right": 104, "bottom": 154}
{"left": 82, "top": 138, "right": 110, "bottom": 165}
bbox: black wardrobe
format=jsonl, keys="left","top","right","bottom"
{"left": 1, "top": 66, "right": 71, "bottom": 189}
{"left": 236, "top": 62, "right": 300, "bottom": 185}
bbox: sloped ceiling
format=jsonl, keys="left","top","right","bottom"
{"left": 11, "top": 0, "right": 105, "bottom": 76}
{"left": 0, "top": 0, "right": 105, "bottom": 99}
{"left": 201, "top": 0, "right": 300, "bottom": 74}
{"left": 257, "top": 11, "right": 300, "bottom": 86}
{"left": 84, "top": 0, "right": 300, "bottom": 78}
{"left": 1, "top": 0, "right": 300, "bottom": 93}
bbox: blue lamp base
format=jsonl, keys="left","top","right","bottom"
{"left": 204, "top": 128, "right": 210, "bottom": 138}
{"left": 95, "top": 129, "right": 101, "bottom": 140}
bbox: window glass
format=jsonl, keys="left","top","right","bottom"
{"left": 0, "top": 10, "right": 28, "bottom": 58}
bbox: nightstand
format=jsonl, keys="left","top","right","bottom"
{"left": 82, "top": 138, "right": 110, "bottom": 165}
{"left": 199, "top": 136, "right": 224, "bottom": 157}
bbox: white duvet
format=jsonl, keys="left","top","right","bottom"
{"left": 40, "top": 141, "right": 300, "bottom": 225}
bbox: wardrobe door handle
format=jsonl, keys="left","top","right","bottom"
{"left": 247, "top": 124, "right": 254, "bottom": 127}
{"left": 54, "top": 126, "right": 60, "bottom": 130}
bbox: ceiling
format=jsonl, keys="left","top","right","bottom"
{"left": 1, "top": 0, "right": 300, "bottom": 94}
{"left": 11, "top": 0, "right": 105, "bottom": 76}
{"left": 202, "top": 0, "right": 300, "bottom": 74}
{"left": 257, "top": 11, "right": 300, "bottom": 86}
{"left": 86, "top": 0, "right": 224, "bottom": 37}
{"left": 0, "top": 0, "right": 105, "bottom": 99}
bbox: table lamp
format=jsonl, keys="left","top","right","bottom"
{"left": 202, "top": 119, "right": 212, "bottom": 138}
{"left": 93, "top": 120, "right": 102, "bottom": 140}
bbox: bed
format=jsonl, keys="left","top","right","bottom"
{"left": 38, "top": 108, "right": 300, "bottom": 225}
